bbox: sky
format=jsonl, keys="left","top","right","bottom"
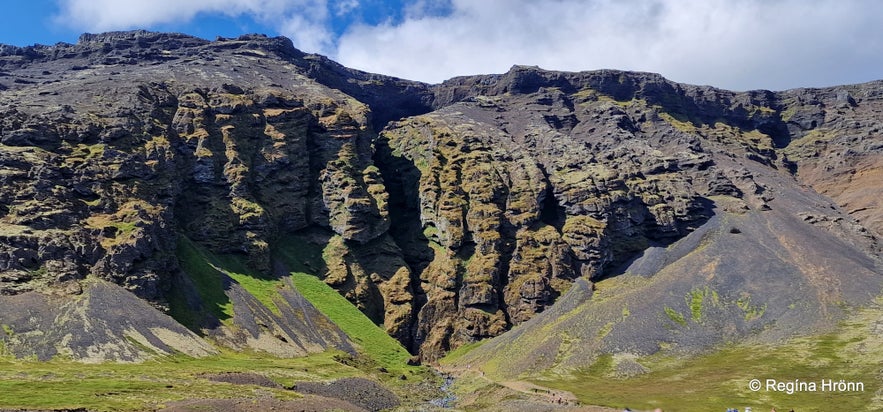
{"left": 1, "top": 0, "right": 881, "bottom": 91}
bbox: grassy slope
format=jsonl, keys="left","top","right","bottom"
{"left": 175, "top": 234, "right": 418, "bottom": 374}
{"left": 274, "top": 235, "right": 419, "bottom": 375}
{"left": 0, "top": 233, "right": 430, "bottom": 411}
{"left": 437, "top": 302, "right": 883, "bottom": 411}
{"left": 529, "top": 300, "right": 883, "bottom": 412}
{"left": 169, "top": 236, "right": 286, "bottom": 329}
{"left": 168, "top": 237, "right": 234, "bottom": 327}
{"left": 0, "top": 350, "right": 359, "bottom": 411}
{"left": 0, "top": 237, "right": 346, "bottom": 411}
{"left": 288, "top": 272, "right": 416, "bottom": 373}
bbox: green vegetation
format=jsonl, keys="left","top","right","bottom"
{"left": 170, "top": 237, "right": 234, "bottom": 326}
{"left": 273, "top": 235, "right": 326, "bottom": 273}
{"left": 275, "top": 234, "right": 419, "bottom": 375}
{"left": 440, "top": 340, "right": 487, "bottom": 365}
{"left": 422, "top": 225, "right": 439, "bottom": 240}
{"left": 658, "top": 111, "right": 699, "bottom": 133}
{"left": 736, "top": 295, "right": 766, "bottom": 321}
{"left": 230, "top": 197, "right": 266, "bottom": 222}
{"left": 80, "top": 197, "right": 102, "bottom": 207}
{"left": 1, "top": 233, "right": 434, "bottom": 411}
{"left": 0, "top": 350, "right": 362, "bottom": 411}
{"left": 223, "top": 265, "right": 284, "bottom": 316}
{"left": 583, "top": 353, "right": 614, "bottom": 376}
{"left": 687, "top": 287, "right": 716, "bottom": 322}
{"left": 532, "top": 301, "right": 883, "bottom": 411}
{"left": 781, "top": 128, "right": 834, "bottom": 159}
{"left": 780, "top": 105, "right": 799, "bottom": 122}
{"left": 663, "top": 306, "right": 686, "bottom": 326}
{"left": 289, "top": 272, "right": 416, "bottom": 374}
{"left": 170, "top": 236, "right": 287, "bottom": 328}
{"left": 597, "top": 322, "right": 615, "bottom": 339}
{"left": 178, "top": 236, "right": 284, "bottom": 319}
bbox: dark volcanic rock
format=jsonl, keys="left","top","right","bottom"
{"left": 0, "top": 280, "right": 216, "bottom": 361}
{"left": 292, "top": 377, "right": 400, "bottom": 411}
{"left": 201, "top": 372, "right": 281, "bottom": 388}
{"left": 0, "top": 31, "right": 881, "bottom": 365}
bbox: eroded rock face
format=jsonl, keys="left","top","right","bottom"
{"left": 381, "top": 78, "right": 722, "bottom": 360}
{"left": 377, "top": 67, "right": 882, "bottom": 361}
{"left": 0, "top": 32, "right": 396, "bottom": 303}
{"left": 0, "top": 32, "right": 412, "bottom": 358}
{"left": 0, "top": 31, "right": 881, "bottom": 363}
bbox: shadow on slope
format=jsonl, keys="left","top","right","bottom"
{"left": 167, "top": 235, "right": 355, "bottom": 358}
{"left": 273, "top": 231, "right": 421, "bottom": 375}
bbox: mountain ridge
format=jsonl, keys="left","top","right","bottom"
{"left": 0, "top": 30, "right": 880, "bottom": 370}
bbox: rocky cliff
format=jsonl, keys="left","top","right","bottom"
{"left": 0, "top": 31, "right": 880, "bottom": 363}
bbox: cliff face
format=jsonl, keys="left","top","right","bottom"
{"left": 0, "top": 31, "right": 880, "bottom": 363}
{"left": 380, "top": 67, "right": 883, "bottom": 361}
{"left": 0, "top": 31, "right": 397, "bottom": 358}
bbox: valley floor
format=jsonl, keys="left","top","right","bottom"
{"left": 0, "top": 349, "right": 441, "bottom": 411}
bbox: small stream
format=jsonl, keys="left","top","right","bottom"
{"left": 428, "top": 372, "right": 457, "bottom": 408}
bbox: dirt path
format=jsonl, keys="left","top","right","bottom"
{"left": 435, "top": 364, "right": 613, "bottom": 410}
{"left": 499, "top": 380, "right": 579, "bottom": 405}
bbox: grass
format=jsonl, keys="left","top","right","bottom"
{"left": 213, "top": 253, "right": 284, "bottom": 316}
{"left": 0, "top": 233, "right": 435, "bottom": 411}
{"left": 687, "top": 287, "right": 717, "bottom": 322}
{"left": 171, "top": 236, "right": 287, "bottom": 329}
{"left": 274, "top": 234, "right": 420, "bottom": 375}
{"left": 0, "top": 350, "right": 362, "bottom": 411}
{"left": 532, "top": 302, "right": 883, "bottom": 412}
{"left": 170, "top": 237, "right": 233, "bottom": 324}
{"left": 736, "top": 295, "right": 766, "bottom": 321}
{"left": 440, "top": 340, "right": 487, "bottom": 365}
{"left": 178, "top": 232, "right": 423, "bottom": 374}
{"left": 664, "top": 306, "right": 686, "bottom": 326}
{"left": 658, "top": 111, "right": 698, "bottom": 133}
{"left": 288, "top": 272, "right": 416, "bottom": 374}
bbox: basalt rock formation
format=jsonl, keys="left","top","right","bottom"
{"left": 0, "top": 31, "right": 880, "bottom": 363}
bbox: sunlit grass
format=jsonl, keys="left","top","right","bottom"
{"left": 0, "top": 350, "right": 360, "bottom": 411}
{"left": 533, "top": 305, "right": 883, "bottom": 412}
{"left": 275, "top": 234, "right": 421, "bottom": 376}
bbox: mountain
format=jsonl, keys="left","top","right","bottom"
{"left": 0, "top": 31, "right": 881, "bottom": 408}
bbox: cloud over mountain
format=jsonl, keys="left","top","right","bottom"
{"left": 54, "top": 0, "right": 883, "bottom": 90}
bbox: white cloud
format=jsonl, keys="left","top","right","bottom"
{"left": 54, "top": 0, "right": 336, "bottom": 54}
{"left": 333, "top": 0, "right": 883, "bottom": 90}
{"left": 279, "top": 13, "right": 334, "bottom": 54}
{"left": 53, "top": 0, "right": 883, "bottom": 90}
{"left": 56, "top": 0, "right": 290, "bottom": 30}
{"left": 334, "top": 0, "right": 359, "bottom": 16}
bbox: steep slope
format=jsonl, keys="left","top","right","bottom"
{"left": 776, "top": 85, "right": 883, "bottom": 237}
{"left": 0, "top": 31, "right": 880, "bottom": 371}
{"left": 0, "top": 279, "right": 216, "bottom": 361}
{"left": 383, "top": 67, "right": 882, "bottom": 361}
{"left": 0, "top": 31, "right": 417, "bottom": 359}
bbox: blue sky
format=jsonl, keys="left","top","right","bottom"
{"left": 0, "top": 0, "right": 415, "bottom": 48}
{"left": 1, "top": 0, "right": 882, "bottom": 91}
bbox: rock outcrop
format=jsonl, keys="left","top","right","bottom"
{"left": 0, "top": 31, "right": 880, "bottom": 363}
